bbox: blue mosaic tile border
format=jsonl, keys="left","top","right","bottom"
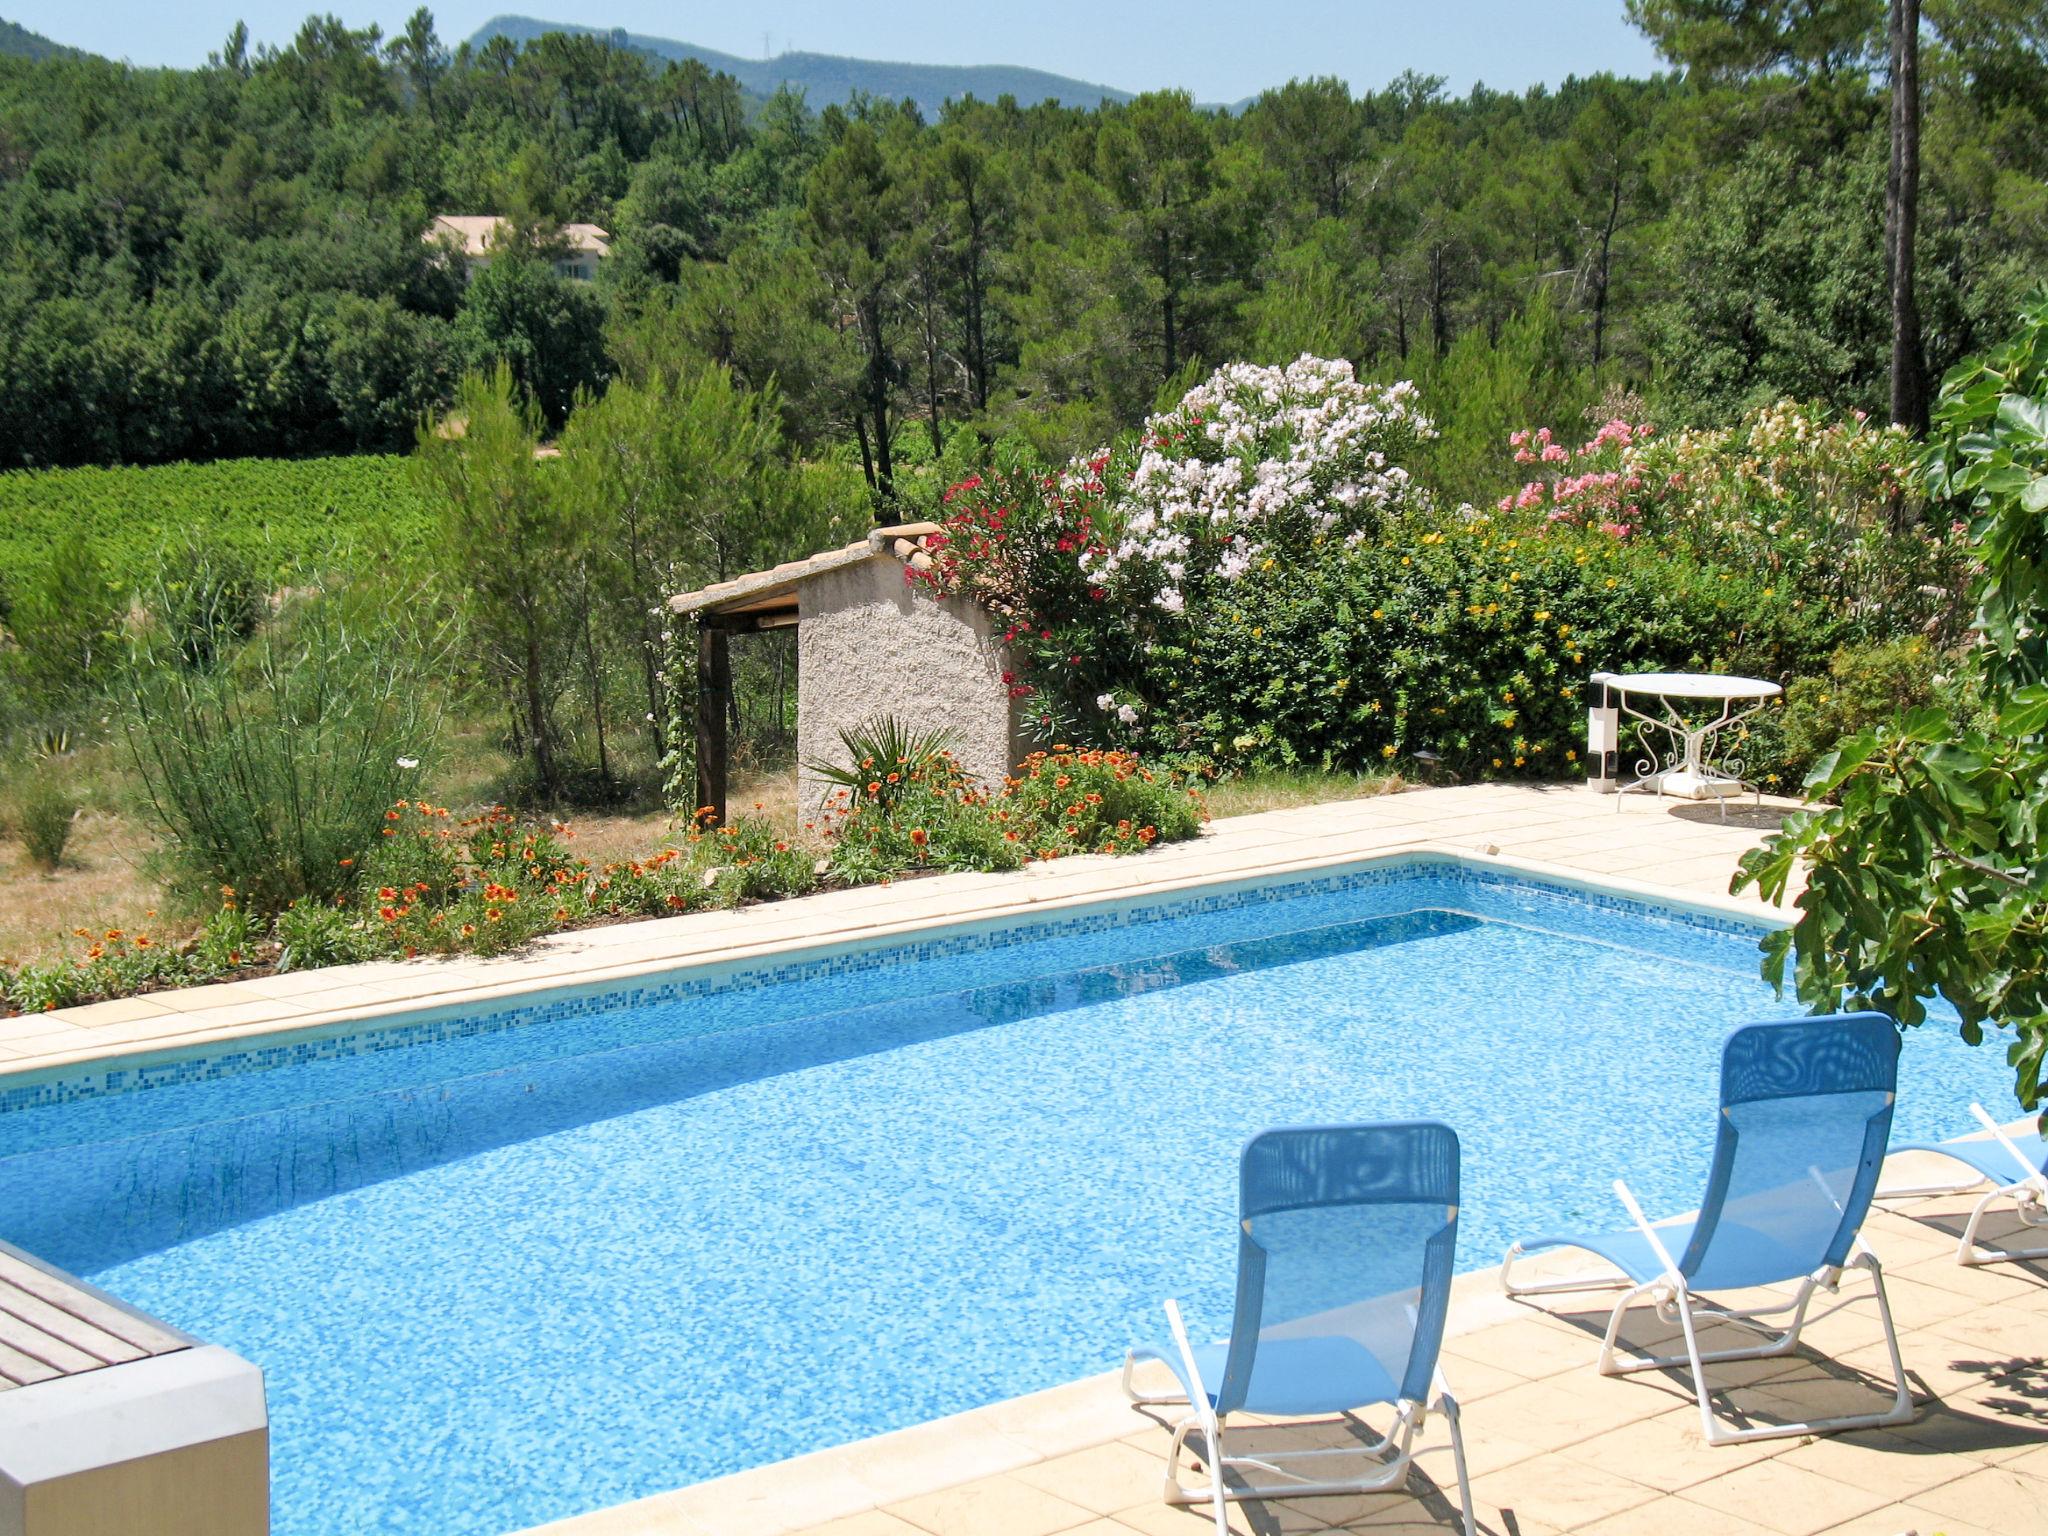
{"left": 0, "top": 854, "right": 1776, "bottom": 1117}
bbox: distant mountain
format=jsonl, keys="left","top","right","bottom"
{"left": 470, "top": 16, "right": 1133, "bottom": 116}
{"left": 0, "top": 16, "right": 83, "bottom": 60}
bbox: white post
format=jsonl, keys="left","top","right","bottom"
{"left": 1587, "top": 673, "right": 1619, "bottom": 793}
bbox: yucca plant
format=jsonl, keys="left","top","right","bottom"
{"left": 803, "top": 715, "right": 959, "bottom": 812}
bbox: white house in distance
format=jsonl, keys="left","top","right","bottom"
{"left": 424, "top": 215, "right": 611, "bottom": 282}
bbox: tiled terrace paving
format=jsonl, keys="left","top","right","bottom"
{"left": 5, "top": 783, "right": 2043, "bottom": 1534}
{"left": 536, "top": 1182, "right": 2048, "bottom": 1536}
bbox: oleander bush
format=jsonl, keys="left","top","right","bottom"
{"left": 1496, "top": 402, "right": 1970, "bottom": 639}
{"left": 921, "top": 361, "right": 1951, "bottom": 783}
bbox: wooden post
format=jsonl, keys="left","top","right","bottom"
{"left": 695, "top": 621, "right": 730, "bottom": 825}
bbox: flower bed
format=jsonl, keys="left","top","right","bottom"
{"left": 0, "top": 752, "right": 1206, "bottom": 1015}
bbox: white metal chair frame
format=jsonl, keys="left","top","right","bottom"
{"left": 1878, "top": 1103, "right": 2048, "bottom": 1266}
{"left": 1500, "top": 1176, "right": 1914, "bottom": 1446}
{"left": 1121, "top": 1298, "right": 1477, "bottom": 1536}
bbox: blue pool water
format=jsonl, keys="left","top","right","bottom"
{"left": 0, "top": 858, "right": 2019, "bottom": 1535}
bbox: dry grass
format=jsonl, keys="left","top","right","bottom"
{"left": 0, "top": 809, "right": 175, "bottom": 967}
{"left": 556, "top": 768, "right": 803, "bottom": 864}
{"left": 1198, "top": 768, "right": 1405, "bottom": 820}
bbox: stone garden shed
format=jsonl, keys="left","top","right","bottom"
{"left": 667, "top": 523, "right": 1032, "bottom": 823}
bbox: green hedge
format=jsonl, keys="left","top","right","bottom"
{"left": 1146, "top": 521, "right": 1850, "bottom": 782}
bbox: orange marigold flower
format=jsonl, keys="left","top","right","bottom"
{"left": 909, "top": 828, "right": 928, "bottom": 846}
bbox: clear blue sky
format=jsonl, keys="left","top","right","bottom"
{"left": 13, "top": 2, "right": 1664, "bottom": 100}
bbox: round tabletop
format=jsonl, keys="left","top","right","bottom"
{"left": 1593, "top": 671, "right": 1782, "bottom": 701}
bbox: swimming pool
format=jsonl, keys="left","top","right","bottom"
{"left": 0, "top": 855, "right": 2018, "bottom": 1535}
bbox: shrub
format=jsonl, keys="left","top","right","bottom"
{"left": 362, "top": 803, "right": 575, "bottom": 956}
{"left": 64, "top": 928, "right": 186, "bottom": 996}
{"left": 824, "top": 742, "right": 1202, "bottom": 877}
{"left": 11, "top": 772, "right": 78, "bottom": 871}
{"left": 916, "top": 355, "right": 1436, "bottom": 742}
{"left": 825, "top": 755, "right": 1027, "bottom": 882}
{"left": 8, "top": 960, "right": 85, "bottom": 1013}
{"left": 1775, "top": 638, "right": 1947, "bottom": 782}
{"left": 700, "top": 814, "right": 820, "bottom": 904}
{"left": 1143, "top": 518, "right": 1842, "bottom": 779}
{"left": 3, "top": 526, "right": 123, "bottom": 717}
{"left": 272, "top": 899, "right": 378, "bottom": 973}
{"left": 916, "top": 374, "right": 1941, "bottom": 783}
{"left": 154, "top": 534, "right": 262, "bottom": 670}
{"left": 1004, "top": 748, "right": 1205, "bottom": 855}
{"left": 1496, "top": 400, "right": 1969, "bottom": 641}
{"left": 191, "top": 894, "right": 262, "bottom": 975}
{"left": 120, "top": 580, "right": 446, "bottom": 914}
{"left": 2, "top": 771, "right": 1205, "bottom": 1013}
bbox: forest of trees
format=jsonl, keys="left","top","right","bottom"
{"left": 0, "top": 5, "right": 2044, "bottom": 510}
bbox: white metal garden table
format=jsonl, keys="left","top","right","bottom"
{"left": 1590, "top": 670, "right": 1782, "bottom": 818}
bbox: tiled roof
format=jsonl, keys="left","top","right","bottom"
{"left": 667, "top": 523, "right": 943, "bottom": 619}
{"left": 426, "top": 215, "right": 611, "bottom": 258}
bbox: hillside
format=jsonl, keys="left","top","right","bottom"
{"left": 470, "top": 15, "right": 1132, "bottom": 115}
{"left": 0, "top": 16, "right": 80, "bottom": 60}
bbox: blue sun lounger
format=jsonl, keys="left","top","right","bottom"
{"left": 1500, "top": 1014, "right": 1914, "bottom": 1445}
{"left": 1123, "top": 1121, "right": 1474, "bottom": 1536}
{"left": 1881, "top": 1103, "right": 2048, "bottom": 1266}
